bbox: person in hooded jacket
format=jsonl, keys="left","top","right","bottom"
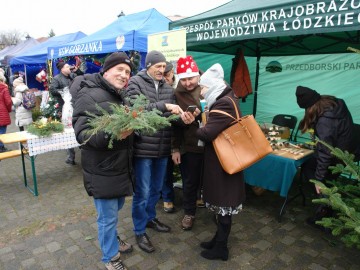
{"left": 72, "top": 52, "right": 134, "bottom": 270}
{"left": 196, "top": 63, "right": 246, "bottom": 261}
{"left": 295, "top": 86, "right": 359, "bottom": 229}
{"left": 296, "top": 86, "right": 358, "bottom": 192}
{"left": 11, "top": 77, "right": 33, "bottom": 131}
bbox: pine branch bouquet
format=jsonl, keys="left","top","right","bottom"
{"left": 86, "top": 95, "right": 178, "bottom": 148}
{"left": 27, "top": 118, "right": 64, "bottom": 137}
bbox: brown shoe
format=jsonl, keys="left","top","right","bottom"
{"left": 182, "top": 215, "right": 195, "bottom": 230}
{"left": 196, "top": 199, "right": 205, "bottom": 208}
{"left": 117, "top": 236, "right": 133, "bottom": 254}
{"left": 163, "top": 202, "right": 175, "bottom": 213}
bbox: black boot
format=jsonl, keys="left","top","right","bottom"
{"left": 200, "top": 232, "right": 217, "bottom": 250}
{"left": 200, "top": 215, "right": 231, "bottom": 261}
{"left": 200, "top": 214, "right": 219, "bottom": 249}
{"left": 200, "top": 241, "right": 229, "bottom": 261}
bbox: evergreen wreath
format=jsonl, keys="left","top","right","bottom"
{"left": 27, "top": 118, "right": 64, "bottom": 137}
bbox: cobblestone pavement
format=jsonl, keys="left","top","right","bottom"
{"left": 1, "top": 113, "right": 360, "bottom": 270}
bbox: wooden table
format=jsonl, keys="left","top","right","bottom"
{"left": 0, "top": 129, "right": 79, "bottom": 196}
{"left": 0, "top": 132, "right": 38, "bottom": 195}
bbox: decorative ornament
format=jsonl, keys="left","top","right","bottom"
{"left": 36, "top": 69, "right": 49, "bottom": 90}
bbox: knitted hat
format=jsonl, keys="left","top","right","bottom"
{"left": 145, "top": 50, "right": 166, "bottom": 69}
{"left": 296, "top": 86, "right": 321, "bottom": 109}
{"left": 164, "top": 61, "right": 173, "bottom": 73}
{"left": 102, "top": 52, "right": 133, "bottom": 72}
{"left": 176, "top": 56, "right": 199, "bottom": 79}
{"left": 56, "top": 61, "right": 66, "bottom": 71}
{"left": 199, "top": 63, "right": 224, "bottom": 87}
{"left": 13, "top": 77, "right": 24, "bottom": 88}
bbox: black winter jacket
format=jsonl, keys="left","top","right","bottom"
{"left": 49, "top": 72, "right": 77, "bottom": 109}
{"left": 69, "top": 73, "right": 93, "bottom": 104}
{"left": 72, "top": 73, "right": 134, "bottom": 199}
{"left": 314, "top": 98, "right": 356, "bottom": 181}
{"left": 125, "top": 70, "right": 176, "bottom": 158}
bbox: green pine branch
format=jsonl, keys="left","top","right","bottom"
{"left": 310, "top": 140, "right": 360, "bottom": 249}
{"left": 85, "top": 94, "right": 178, "bottom": 148}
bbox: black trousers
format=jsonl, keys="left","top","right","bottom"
{"left": 181, "top": 152, "right": 203, "bottom": 216}
{"left": 301, "top": 156, "right": 339, "bottom": 191}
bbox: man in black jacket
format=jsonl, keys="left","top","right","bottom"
{"left": 49, "top": 61, "right": 82, "bottom": 165}
{"left": 126, "top": 50, "right": 187, "bottom": 253}
{"left": 72, "top": 52, "right": 134, "bottom": 270}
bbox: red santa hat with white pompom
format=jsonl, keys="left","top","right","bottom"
{"left": 176, "top": 56, "right": 200, "bottom": 79}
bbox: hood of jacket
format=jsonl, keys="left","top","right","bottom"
{"left": 15, "top": 84, "right": 29, "bottom": 93}
{"left": 321, "top": 99, "right": 349, "bottom": 120}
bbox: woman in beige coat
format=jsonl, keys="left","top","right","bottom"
{"left": 11, "top": 77, "right": 33, "bottom": 131}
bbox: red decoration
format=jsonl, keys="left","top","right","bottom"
{"left": 36, "top": 69, "right": 49, "bottom": 90}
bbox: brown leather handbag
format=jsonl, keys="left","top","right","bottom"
{"left": 210, "top": 97, "right": 272, "bottom": 174}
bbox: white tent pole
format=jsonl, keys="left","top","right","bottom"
{"left": 24, "top": 64, "right": 27, "bottom": 85}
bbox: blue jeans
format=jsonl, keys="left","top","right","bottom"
{"left": 94, "top": 197, "right": 125, "bottom": 263}
{"left": 161, "top": 157, "right": 175, "bottom": 202}
{"left": 132, "top": 157, "right": 168, "bottom": 235}
{"left": 0, "top": 126, "right": 7, "bottom": 148}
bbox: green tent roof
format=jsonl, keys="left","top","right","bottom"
{"left": 170, "top": 0, "right": 360, "bottom": 56}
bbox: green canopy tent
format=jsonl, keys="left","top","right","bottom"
{"left": 170, "top": 0, "right": 360, "bottom": 119}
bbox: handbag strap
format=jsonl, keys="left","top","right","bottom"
{"left": 210, "top": 96, "right": 240, "bottom": 123}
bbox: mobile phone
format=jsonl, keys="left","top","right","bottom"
{"left": 186, "top": 105, "right": 197, "bottom": 113}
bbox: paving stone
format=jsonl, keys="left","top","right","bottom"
{"left": 46, "top": 241, "right": 61, "bottom": 252}
{"left": 20, "top": 257, "right": 36, "bottom": 267}
{"left": 278, "top": 253, "right": 293, "bottom": 263}
{"left": 32, "top": 246, "right": 46, "bottom": 255}
{"left": 280, "top": 235, "right": 296, "bottom": 245}
{"left": 68, "top": 230, "right": 83, "bottom": 240}
{"left": 253, "top": 239, "right": 272, "bottom": 251}
{"left": 309, "top": 263, "right": 329, "bottom": 270}
{"left": 0, "top": 247, "right": 12, "bottom": 255}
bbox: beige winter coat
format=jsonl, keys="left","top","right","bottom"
{"left": 11, "top": 84, "right": 33, "bottom": 127}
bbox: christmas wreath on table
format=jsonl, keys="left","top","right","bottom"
{"left": 86, "top": 95, "right": 178, "bottom": 148}
{"left": 27, "top": 118, "right": 64, "bottom": 137}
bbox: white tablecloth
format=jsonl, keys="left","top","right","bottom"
{"left": 24, "top": 128, "right": 80, "bottom": 156}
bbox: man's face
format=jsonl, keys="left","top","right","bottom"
{"left": 179, "top": 75, "right": 200, "bottom": 91}
{"left": 164, "top": 70, "right": 174, "bottom": 85}
{"left": 147, "top": 62, "right": 166, "bottom": 81}
{"left": 103, "top": 63, "right": 131, "bottom": 90}
{"left": 61, "top": 64, "right": 72, "bottom": 76}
